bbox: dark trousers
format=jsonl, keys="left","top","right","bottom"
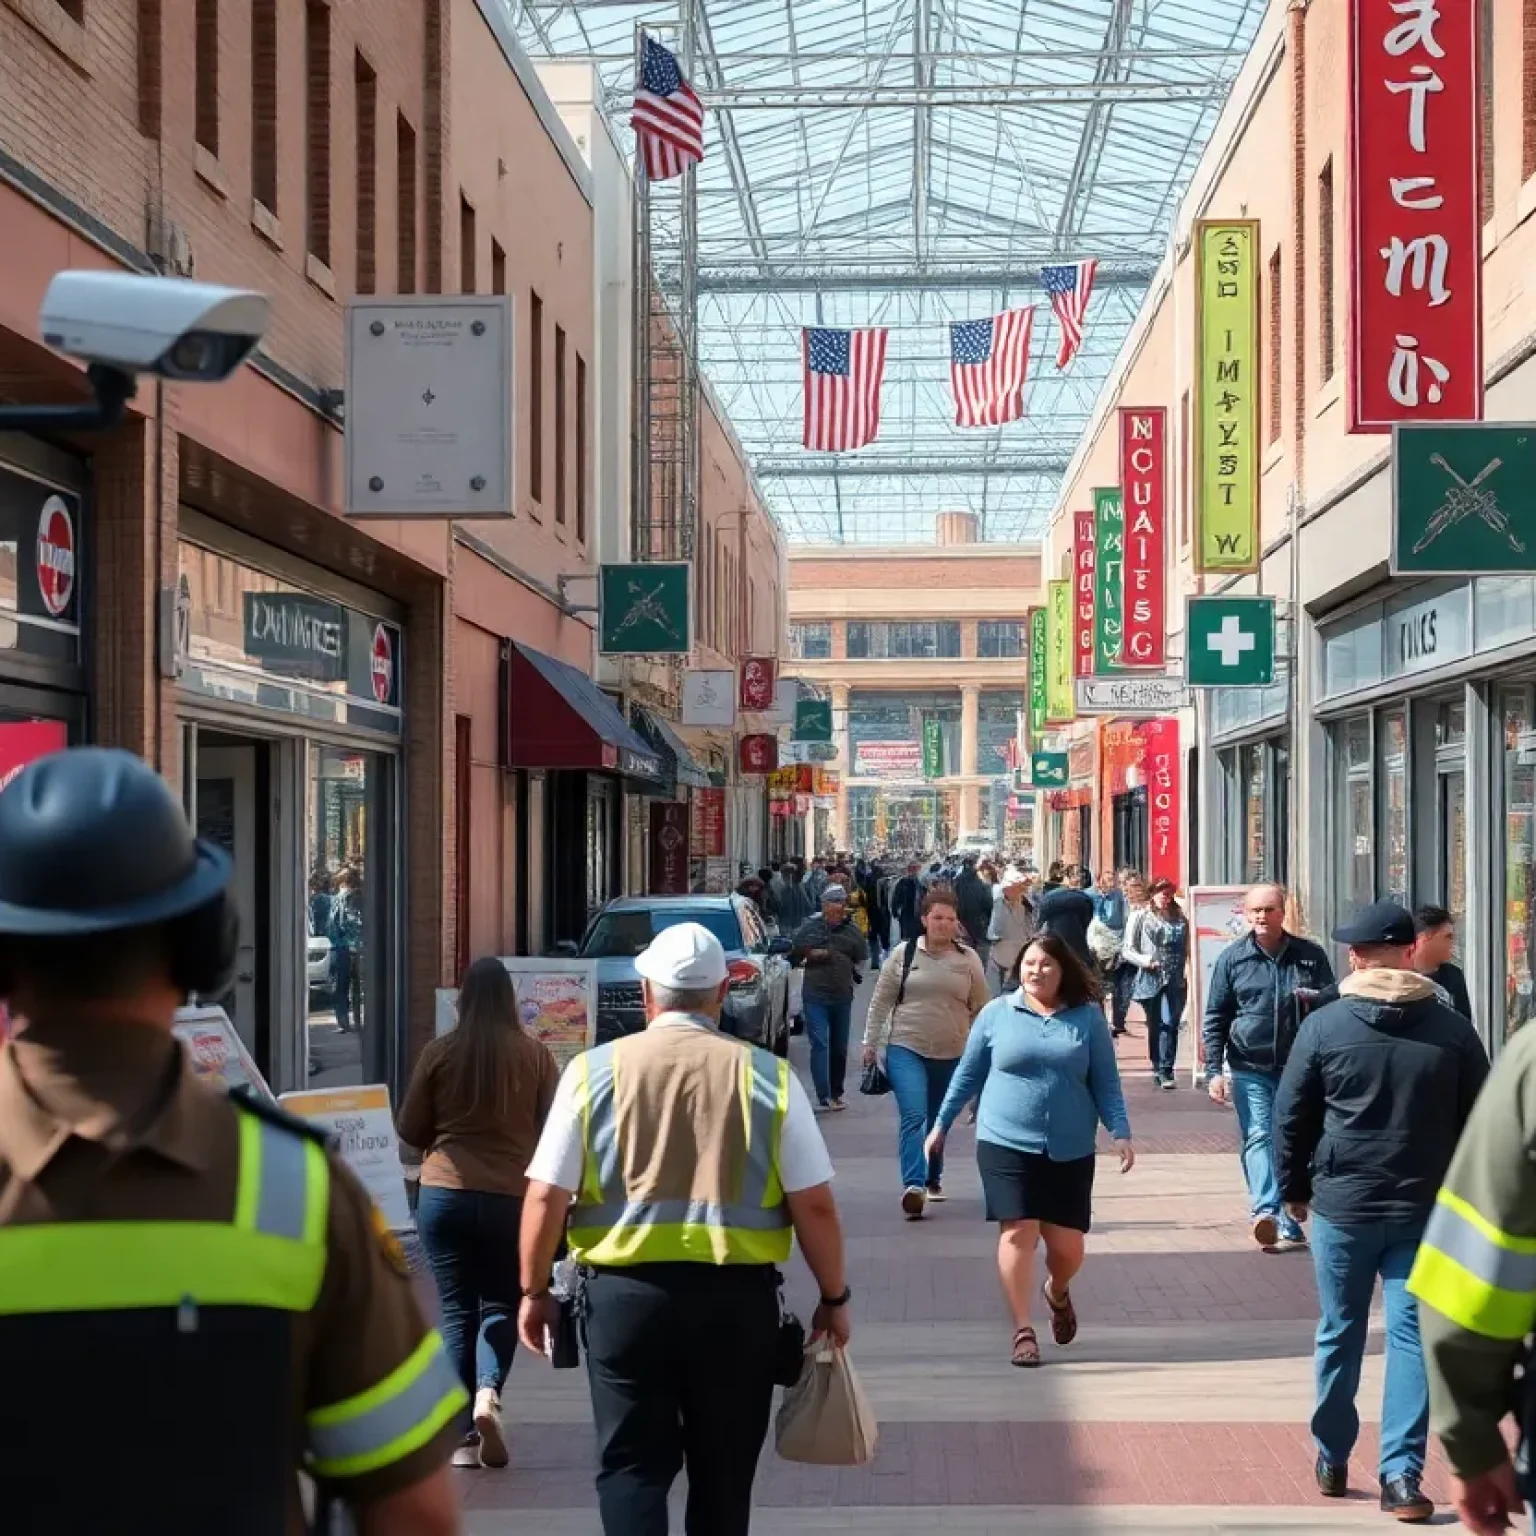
{"left": 1144, "top": 984, "right": 1186, "bottom": 1076}
{"left": 583, "top": 1263, "right": 780, "bottom": 1536}
{"left": 333, "top": 944, "right": 361, "bottom": 1032}
{"left": 416, "top": 1186, "right": 523, "bottom": 1420}
{"left": 1110, "top": 961, "right": 1136, "bottom": 1033}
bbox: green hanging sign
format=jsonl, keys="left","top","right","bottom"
{"left": 794, "top": 698, "right": 833, "bottom": 742}
{"left": 1027, "top": 606, "right": 1047, "bottom": 750}
{"left": 1093, "top": 487, "right": 1125, "bottom": 672}
{"left": 921, "top": 717, "right": 944, "bottom": 779}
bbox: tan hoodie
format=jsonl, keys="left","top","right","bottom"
{"left": 1338, "top": 969, "right": 1439, "bottom": 1005}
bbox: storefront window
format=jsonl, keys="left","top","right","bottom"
{"left": 306, "top": 746, "right": 390, "bottom": 1088}
{"left": 1503, "top": 688, "right": 1536, "bottom": 1040}
{"left": 1240, "top": 742, "right": 1267, "bottom": 884}
{"left": 1274, "top": 742, "right": 1290, "bottom": 892}
{"left": 1334, "top": 715, "right": 1374, "bottom": 927}
{"left": 1379, "top": 709, "right": 1408, "bottom": 907}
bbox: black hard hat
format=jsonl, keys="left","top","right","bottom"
{"left": 0, "top": 747, "right": 231, "bottom": 936}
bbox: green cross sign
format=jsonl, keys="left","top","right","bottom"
{"left": 1185, "top": 595, "right": 1275, "bottom": 688}
{"left": 599, "top": 563, "right": 691, "bottom": 655}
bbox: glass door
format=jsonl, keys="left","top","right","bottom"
{"left": 1501, "top": 687, "right": 1536, "bottom": 1042}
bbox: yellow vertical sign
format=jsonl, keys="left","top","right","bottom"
{"left": 1046, "top": 579, "right": 1074, "bottom": 724}
{"left": 1194, "top": 219, "right": 1261, "bottom": 574}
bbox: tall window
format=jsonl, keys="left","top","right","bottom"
{"left": 1319, "top": 158, "right": 1335, "bottom": 382}
{"left": 459, "top": 194, "right": 476, "bottom": 293}
{"left": 396, "top": 114, "right": 417, "bottom": 293}
{"left": 354, "top": 54, "right": 376, "bottom": 294}
{"left": 304, "top": 1, "right": 331, "bottom": 268}
{"left": 1482, "top": 0, "right": 1496, "bottom": 222}
{"left": 195, "top": 0, "right": 219, "bottom": 156}
{"left": 529, "top": 291, "right": 544, "bottom": 503}
{"left": 788, "top": 623, "right": 831, "bottom": 660}
{"left": 977, "top": 620, "right": 1026, "bottom": 658}
{"left": 251, "top": 0, "right": 278, "bottom": 211}
{"left": 575, "top": 354, "right": 588, "bottom": 544}
{"left": 554, "top": 325, "right": 567, "bottom": 525}
{"left": 1267, "top": 246, "right": 1282, "bottom": 444}
{"left": 846, "top": 621, "right": 961, "bottom": 659}
{"left": 490, "top": 239, "right": 506, "bottom": 296}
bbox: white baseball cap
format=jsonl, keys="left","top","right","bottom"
{"left": 634, "top": 921, "right": 729, "bottom": 990}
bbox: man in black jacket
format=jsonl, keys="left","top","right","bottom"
{"left": 1034, "top": 881, "right": 1096, "bottom": 967}
{"left": 890, "top": 862, "right": 924, "bottom": 942}
{"left": 1273, "top": 900, "right": 1488, "bottom": 1524}
{"left": 952, "top": 857, "right": 994, "bottom": 967}
{"left": 1410, "top": 903, "right": 1472, "bottom": 1021}
{"left": 1203, "top": 883, "right": 1335, "bottom": 1250}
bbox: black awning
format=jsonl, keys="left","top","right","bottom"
{"left": 503, "top": 643, "right": 663, "bottom": 782}
{"left": 633, "top": 707, "right": 713, "bottom": 795}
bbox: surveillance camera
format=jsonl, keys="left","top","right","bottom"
{"left": 39, "top": 271, "right": 269, "bottom": 383}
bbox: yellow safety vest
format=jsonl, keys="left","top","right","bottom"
{"left": 0, "top": 1101, "right": 464, "bottom": 1483}
{"left": 1409, "top": 1187, "right": 1536, "bottom": 1342}
{"left": 566, "top": 1030, "right": 794, "bottom": 1267}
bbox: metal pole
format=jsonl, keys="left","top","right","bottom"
{"left": 679, "top": 0, "right": 700, "bottom": 563}
{"left": 631, "top": 21, "right": 652, "bottom": 562}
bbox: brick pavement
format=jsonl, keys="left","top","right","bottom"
{"left": 461, "top": 985, "right": 1446, "bottom": 1532}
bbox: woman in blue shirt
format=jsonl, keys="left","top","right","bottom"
{"left": 926, "top": 932, "right": 1134, "bottom": 1367}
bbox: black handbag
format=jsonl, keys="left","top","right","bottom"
{"left": 773, "top": 1272, "right": 808, "bottom": 1387}
{"left": 859, "top": 1057, "right": 891, "bottom": 1096}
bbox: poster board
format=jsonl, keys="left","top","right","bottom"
{"left": 279, "top": 1083, "right": 413, "bottom": 1231}
{"left": 172, "top": 1005, "right": 276, "bottom": 1103}
{"left": 434, "top": 958, "right": 597, "bottom": 1072}
{"left": 1187, "top": 885, "right": 1250, "bottom": 1085}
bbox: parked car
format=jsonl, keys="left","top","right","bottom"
{"left": 306, "top": 915, "right": 333, "bottom": 1005}
{"left": 568, "top": 895, "right": 793, "bottom": 1052}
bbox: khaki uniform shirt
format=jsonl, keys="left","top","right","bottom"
{"left": 0, "top": 1015, "right": 458, "bottom": 1530}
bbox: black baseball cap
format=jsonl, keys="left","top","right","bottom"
{"left": 1332, "top": 899, "right": 1416, "bottom": 948}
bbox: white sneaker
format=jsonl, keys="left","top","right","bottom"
{"left": 901, "top": 1186, "right": 927, "bottom": 1220}
{"left": 473, "top": 1388, "right": 508, "bottom": 1468}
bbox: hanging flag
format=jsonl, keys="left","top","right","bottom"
{"left": 631, "top": 34, "right": 705, "bottom": 183}
{"left": 1041, "top": 260, "right": 1099, "bottom": 369}
{"left": 948, "top": 308, "right": 1035, "bottom": 428}
{"left": 802, "top": 327, "right": 889, "bottom": 452}
{"left": 1118, "top": 407, "right": 1167, "bottom": 667}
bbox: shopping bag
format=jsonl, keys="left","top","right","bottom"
{"left": 858, "top": 1057, "right": 891, "bottom": 1097}
{"left": 774, "top": 1342, "right": 879, "bottom": 1465}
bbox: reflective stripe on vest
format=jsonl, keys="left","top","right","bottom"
{"left": 567, "top": 1040, "right": 793, "bottom": 1266}
{"left": 1408, "top": 1188, "right": 1536, "bottom": 1342}
{"left": 0, "top": 1108, "right": 328, "bottom": 1315}
{"left": 306, "top": 1328, "right": 466, "bottom": 1479}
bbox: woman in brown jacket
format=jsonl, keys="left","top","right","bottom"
{"left": 398, "top": 956, "right": 559, "bottom": 1470}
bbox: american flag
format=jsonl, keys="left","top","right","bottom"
{"left": 631, "top": 34, "right": 704, "bottom": 183}
{"left": 1041, "top": 260, "right": 1099, "bottom": 369}
{"left": 802, "top": 327, "right": 889, "bottom": 452}
{"left": 949, "top": 308, "right": 1035, "bottom": 428}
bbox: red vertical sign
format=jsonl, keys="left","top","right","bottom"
{"left": 691, "top": 787, "right": 726, "bottom": 857}
{"left": 1139, "top": 717, "right": 1181, "bottom": 888}
{"left": 1071, "top": 510, "right": 1096, "bottom": 678}
{"left": 1118, "top": 408, "right": 1166, "bottom": 666}
{"left": 739, "top": 657, "right": 777, "bottom": 712}
{"left": 1348, "top": 0, "right": 1482, "bottom": 431}
{"left": 649, "top": 802, "right": 690, "bottom": 895}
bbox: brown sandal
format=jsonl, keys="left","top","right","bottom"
{"left": 1010, "top": 1325, "right": 1040, "bottom": 1367}
{"left": 1042, "top": 1280, "right": 1078, "bottom": 1346}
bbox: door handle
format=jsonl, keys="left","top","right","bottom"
{"left": 236, "top": 944, "right": 256, "bottom": 985}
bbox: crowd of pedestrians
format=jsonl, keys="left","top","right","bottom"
{"left": 394, "top": 836, "right": 1527, "bottom": 1533}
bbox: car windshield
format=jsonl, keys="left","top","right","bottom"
{"left": 581, "top": 907, "right": 742, "bottom": 958}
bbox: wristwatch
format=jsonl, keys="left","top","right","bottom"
{"left": 521, "top": 1282, "right": 553, "bottom": 1300}
{"left": 819, "top": 1286, "right": 852, "bottom": 1308}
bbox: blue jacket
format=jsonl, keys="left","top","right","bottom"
{"left": 1201, "top": 930, "right": 1335, "bottom": 1078}
{"left": 1090, "top": 888, "right": 1128, "bottom": 933}
{"left": 937, "top": 993, "right": 1130, "bottom": 1161}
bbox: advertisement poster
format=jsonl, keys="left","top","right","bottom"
{"left": 172, "top": 1005, "right": 275, "bottom": 1102}
{"left": 692, "top": 786, "right": 726, "bottom": 856}
{"left": 1071, "top": 510, "right": 1096, "bottom": 678}
{"left": 1045, "top": 579, "right": 1075, "bottom": 724}
{"left": 1092, "top": 487, "right": 1125, "bottom": 672}
{"left": 1194, "top": 219, "right": 1260, "bottom": 574}
{"left": 279, "top": 1083, "right": 412, "bottom": 1229}
{"left": 0, "top": 718, "right": 67, "bottom": 793}
{"left": 1348, "top": 0, "right": 1481, "bottom": 431}
{"left": 855, "top": 739, "right": 922, "bottom": 778}
{"left": 1188, "top": 886, "right": 1250, "bottom": 1082}
{"left": 648, "top": 801, "right": 690, "bottom": 895}
{"left": 438, "top": 959, "right": 598, "bottom": 1073}
{"left": 1119, "top": 407, "right": 1167, "bottom": 665}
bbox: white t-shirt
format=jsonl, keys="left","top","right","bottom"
{"left": 525, "top": 1016, "right": 835, "bottom": 1196}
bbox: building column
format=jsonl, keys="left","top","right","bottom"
{"left": 831, "top": 682, "right": 851, "bottom": 849}
{"left": 959, "top": 685, "right": 980, "bottom": 831}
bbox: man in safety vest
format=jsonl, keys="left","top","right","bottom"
{"left": 0, "top": 748, "right": 464, "bottom": 1534}
{"left": 518, "top": 921, "right": 850, "bottom": 1535}
{"left": 1410, "top": 1022, "right": 1536, "bottom": 1535}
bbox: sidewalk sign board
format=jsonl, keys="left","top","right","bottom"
{"left": 1187, "top": 886, "right": 1250, "bottom": 1087}
{"left": 279, "top": 1083, "right": 413, "bottom": 1230}
{"left": 435, "top": 958, "right": 597, "bottom": 1072}
{"left": 173, "top": 1005, "right": 275, "bottom": 1103}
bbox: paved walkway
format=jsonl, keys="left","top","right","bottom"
{"left": 457, "top": 984, "right": 1450, "bottom": 1532}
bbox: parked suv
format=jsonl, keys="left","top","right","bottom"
{"left": 571, "top": 895, "right": 793, "bottom": 1051}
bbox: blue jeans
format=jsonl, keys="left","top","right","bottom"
{"left": 1145, "top": 985, "right": 1186, "bottom": 1076}
{"left": 885, "top": 1044, "right": 959, "bottom": 1190}
{"left": 1230, "top": 1069, "right": 1303, "bottom": 1242}
{"left": 803, "top": 994, "right": 852, "bottom": 1103}
{"left": 416, "top": 1186, "right": 523, "bottom": 1423}
{"left": 1310, "top": 1214, "right": 1430, "bottom": 1479}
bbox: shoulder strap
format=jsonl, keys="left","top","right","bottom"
{"left": 895, "top": 936, "right": 921, "bottom": 1006}
{"left": 229, "top": 1089, "right": 332, "bottom": 1147}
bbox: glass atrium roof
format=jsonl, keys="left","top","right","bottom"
{"left": 507, "top": 0, "right": 1270, "bottom": 543}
